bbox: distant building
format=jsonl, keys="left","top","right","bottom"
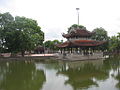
{"left": 34, "top": 45, "right": 44, "bottom": 54}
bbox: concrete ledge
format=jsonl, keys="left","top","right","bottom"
{"left": 56, "top": 53, "right": 105, "bottom": 61}
{"left": 0, "top": 56, "right": 54, "bottom": 61}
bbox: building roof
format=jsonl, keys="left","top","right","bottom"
{"left": 56, "top": 40, "right": 106, "bottom": 48}
{"left": 62, "top": 29, "right": 95, "bottom": 38}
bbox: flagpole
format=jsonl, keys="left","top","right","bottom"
{"left": 76, "top": 8, "right": 80, "bottom": 25}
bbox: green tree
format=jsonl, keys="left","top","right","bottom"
{"left": 109, "top": 33, "right": 120, "bottom": 53}
{"left": 5, "top": 16, "right": 44, "bottom": 56}
{"left": 68, "top": 24, "right": 86, "bottom": 33}
{"left": 44, "top": 40, "right": 53, "bottom": 49}
{"left": 117, "top": 33, "right": 120, "bottom": 50}
{"left": 91, "top": 27, "right": 109, "bottom": 51}
{"left": 0, "top": 12, "right": 14, "bottom": 54}
{"left": 44, "top": 40, "right": 61, "bottom": 52}
{"left": 92, "top": 27, "right": 108, "bottom": 41}
{"left": 0, "top": 12, "right": 44, "bottom": 57}
{"left": 52, "top": 40, "right": 61, "bottom": 50}
{"left": 109, "top": 36, "right": 118, "bottom": 51}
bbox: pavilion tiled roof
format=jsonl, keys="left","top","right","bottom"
{"left": 56, "top": 40, "right": 106, "bottom": 48}
{"left": 62, "top": 29, "right": 95, "bottom": 38}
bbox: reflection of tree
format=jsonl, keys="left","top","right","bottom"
{"left": 103, "top": 58, "right": 119, "bottom": 71}
{"left": 108, "top": 57, "right": 120, "bottom": 89}
{"left": 103, "top": 57, "right": 120, "bottom": 89}
{"left": 36, "top": 60, "right": 64, "bottom": 71}
{"left": 115, "top": 68, "right": 120, "bottom": 88}
{"left": 0, "top": 61, "right": 46, "bottom": 90}
{"left": 58, "top": 61, "right": 109, "bottom": 90}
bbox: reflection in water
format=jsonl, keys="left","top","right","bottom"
{"left": 0, "top": 61, "right": 46, "bottom": 90}
{"left": 36, "top": 62, "right": 73, "bottom": 90}
{"left": 0, "top": 57, "right": 120, "bottom": 90}
{"left": 115, "top": 70, "right": 120, "bottom": 88}
{"left": 108, "top": 58, "right": 120, "bottom": 89}
{"left": 57, "top": 60, "right": 109, "bottom": 90}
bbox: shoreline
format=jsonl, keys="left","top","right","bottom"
{"left": 0, "top": 53, "right": 110, "bottom": 62}
{"left": 0, "top": 54, "right": 55, "bottom": 61}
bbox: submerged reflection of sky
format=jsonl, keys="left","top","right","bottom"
{"left": 36, "top": 64, "right": 73, "bottom": 90}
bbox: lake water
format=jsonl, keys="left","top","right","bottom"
{"left": 0, "top": 58, "right": 120, "bottom": 90}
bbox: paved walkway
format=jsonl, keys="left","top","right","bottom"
{"left": 1, "top": 53, "right": 55, "bottom": 57}
{"left": 29, "top": 54, "right": 55, "bottom": 57}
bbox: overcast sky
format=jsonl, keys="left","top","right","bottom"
{"left": 0, "top": 0, "right": 120, "bottom": 41}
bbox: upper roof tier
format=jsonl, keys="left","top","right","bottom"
{"left": 62, "top": 29, "right": 95, "bottom": 38}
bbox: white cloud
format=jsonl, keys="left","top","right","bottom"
{"left": 0, "top": 0, "right": 120, "bottom": 41}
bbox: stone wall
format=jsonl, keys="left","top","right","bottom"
{"left": 57, "top": 52, "right": 104, "bottom": 61}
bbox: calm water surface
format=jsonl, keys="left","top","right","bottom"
{"left": 0, "top": 58, "right": 120, "bottom": 90}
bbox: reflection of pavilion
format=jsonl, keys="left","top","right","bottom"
{"left": 57, "top": 29, "right": 106, "bottom": 60}
{"left": 57, "top": 60, "right": 109, "bottom": 90}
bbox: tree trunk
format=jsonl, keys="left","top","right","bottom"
{"left": 0, "top": 53, "right": 3, "bottom": 57}
{"left": 21, "top": 51, "right": 25, "bottom": 57}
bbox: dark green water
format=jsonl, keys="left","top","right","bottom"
{"left": 0, "top": 58, "right": 120, "bottom": 90}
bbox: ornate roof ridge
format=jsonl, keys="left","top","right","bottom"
{"left": 62, "top": 29, "right": 94, "bottom": 38}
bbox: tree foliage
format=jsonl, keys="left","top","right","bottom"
{"left": 109, "top": 33, "right": 120, "bottom": 52}
{"left": 0, "top": 12, "right": 44, "bottom": 56}
{"left": 91, "top": 27, "right": 109, "bottom": 51}
{"left": 44, "top": 40, "right": 61, "bottom": 51}
{"left": 68, "top": 24, "right": 86, "bottom": 33}
{"left": 92, "top": 27, "right": 108, "bottom": 41}
{"left": 0, "top": 12, "right": 14, "bottom": 53}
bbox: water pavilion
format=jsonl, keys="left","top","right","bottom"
{"left": 56, "top": 28, "right": 107, "bottom": 60}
